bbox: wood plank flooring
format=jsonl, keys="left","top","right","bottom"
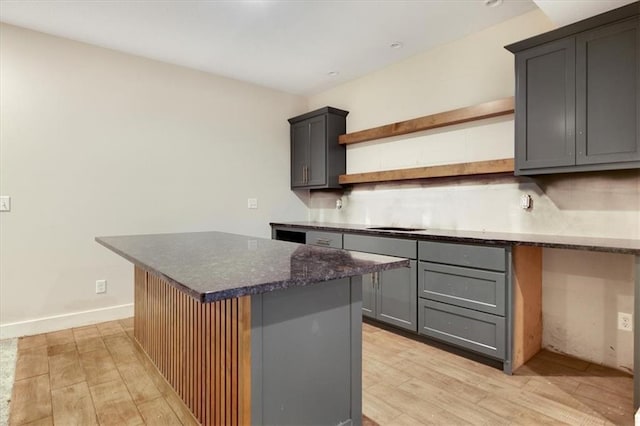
{"left": 9, "top": 318, "right": 199, "bottom": 426}
{"left": 7, "top": 318, "right": 633, "bottom": 425}
{"left": 362, "top": 322, "right": 633, "bottom": 426}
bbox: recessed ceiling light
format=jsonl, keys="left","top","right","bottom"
{"left": 484, "top": 0, "right": 503, "bottom": 7}
{"left": 328, "top": 71, "right": 340, "bottom": 77}
{"left": 390, "top": 41, "right": 403, "bottom": 49}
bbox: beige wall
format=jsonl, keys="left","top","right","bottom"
{"left": 1, "top": 10, "right": 637, "bottom": 372}
{"left": 307, "top": 9, "right": 638, "bottom": 371}
{"left": 0, "top": 24, "right": 308, "bottom": 337}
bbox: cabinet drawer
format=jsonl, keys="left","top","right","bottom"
{"left": 419, "top": 262, "right": 505, "bottom": 316}
{"left": 344, "top": 234, "right": 416, "bottom": 259}
{"left": 419, "top": 241, "right": 506, "bottom": 271}
{"left": 418, "top": 299, "right": 505, "bottom": 360}
{"left": 306, "top": 231, "right": 343, "bottom": 249}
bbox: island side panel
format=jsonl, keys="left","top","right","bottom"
{"left": 133, "top": 266, "right": 251, "bottom": 425}
{"left": 251, "top": 277, "right": 362, "bottom": 426}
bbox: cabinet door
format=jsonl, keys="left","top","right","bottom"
{"left": 515, "top": 37, "right": 576, "bottom": 173}
{"left": 291, "top": 121, "right": 309, "bottom": 188}
{"left": 576, "top": 18, "right": 640, "bottom": 165}
{"left": 361, "top": 273, "right": 376, "bottom": 319}
{"left": 307, "top": 115, "right": 327, "bottom": 186}
{"left": 376, "top": 260, "right": 417, "bottom": 332}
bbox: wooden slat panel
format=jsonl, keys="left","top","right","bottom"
{"left": 339, "top": 158, "right": 515, "bottom": 185}
{"left": 133, "top": 267, "right": 251, "bottom": 425}
{"left": 221, "top": 300, "right": 227, "bottom": 424}
{"left": 232, "top": 298, "right": 238, "bottom": 426}
{"left": 226, "top": 299, "right": 232, "bottom": 424}
{"left": 215, "top": 300, "right": 221, "bottom": 426}
{"left": 339, "top": 97, "right": 514, "bottom": 145}
{"left": 238, "top": 296, "right": 251, "bottom": 426}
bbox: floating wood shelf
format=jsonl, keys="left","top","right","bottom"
{"left": 338, "top": 97, "right": 515, "bottom": 145}
{"left": 338, "top": 158, "right": 514, "bottom": 185}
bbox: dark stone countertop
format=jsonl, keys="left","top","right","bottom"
{"left": 96, "top": 231, "right": 409, "bottom": 303}
{"left": 270, "top": 222, "right": 640, "bottom": 255}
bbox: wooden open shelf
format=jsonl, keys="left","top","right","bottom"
{"left": 338, "top": 97, "right": 514, "bottom": 145}
{"left": 338, "top": 158, "right": 514, "bottom": 185}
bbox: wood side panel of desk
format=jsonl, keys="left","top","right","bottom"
{"left": 512, "top": 245, "right": 543, "bottom": 370}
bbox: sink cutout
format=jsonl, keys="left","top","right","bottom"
{"left": 366, "top": 226, "right": 425, "bottom": 231}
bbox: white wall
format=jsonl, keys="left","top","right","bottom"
{"left": 0, "top": 23, "right": 308, "bottom": 338}
{"left": 307, "top": 9, "right": 638, "bottom": 371}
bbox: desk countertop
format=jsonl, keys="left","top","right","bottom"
{"left": 270, "top": 222, "right": 640, "bottom": 255}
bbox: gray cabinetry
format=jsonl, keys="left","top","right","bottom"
{"left": 576, "top": 18, "right": 640, "bottom": 166}
{"left": 289, "top": 107, "right": 348, "bottom": 190}
{"left": 418, "top": 299, "right": 506, "bottom": 359}
{"left": 419, "top": 262, "right": 506, "bottom": 316}
{"left": 418, "top": 241, "right": 511, "bottom": 370}
{"left": 306, "top": 230, "right": 343, "bottom": 249}
{"left": 514, "top": 38, "right": 576, "bottom": 171}
{"left": 507, "top": 8, "right": 640, "bottom": 175}
{"left": 344, "top": 234, "right": 417, "bottom": 332}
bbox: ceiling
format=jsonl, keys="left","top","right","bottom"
{"left": 533, "top": 0, "right": 636, "bottom": 26}
{"left": 0, "top": 0, "right": 634, "bottom": 95}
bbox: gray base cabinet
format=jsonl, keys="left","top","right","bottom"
{"left": 418, "top": 241, "right": 511, "bottom": 371}
{"left": 507, "top": 6, "right": 640, "bottom": 176}
{"left": 251, "top": 277, "right": 362, "bottom": 426}
{"left": 270, "top": 224, "right": 513, "bottom": 372}
{"left": 344, "top": 234, "right": 417, "bottom": 332}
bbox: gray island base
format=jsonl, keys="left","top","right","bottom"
{"left": 96, "top": 231, "right": 409, "bottom": 425}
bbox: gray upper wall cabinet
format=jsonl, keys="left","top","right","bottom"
{"left": 506, "top": 3, "right": 640, "bottom": 176}
{"left": 288, "top": 107, "right": 348, "bottom": 190}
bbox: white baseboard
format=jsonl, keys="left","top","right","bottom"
{"left": 0, "top": 304, "right": 134, "bottom": 339}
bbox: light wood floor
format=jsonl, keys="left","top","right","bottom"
{"left": 7, "top": 318, "right": 634, "bottom": 425}
{"left": 362, "top": 322, "right": 633, "bottom": 425}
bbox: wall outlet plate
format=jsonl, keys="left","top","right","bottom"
{"left": 247, "top": 198, "right": 258, "bottom": 209}
{"left": 96, "top": 279, "right": 107, "bottom": 294}
{"left": 519, "top": 194, "right": 532, "bottom": 210}
{"left": 618, "top": 312, "right": 632, "bottom": 331}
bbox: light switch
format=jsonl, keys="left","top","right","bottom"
{"left": 0, "top": 196, "right": 10, "bottom": 212}
{"left": 247, "top": 198, "right": 258, "bottom": 209}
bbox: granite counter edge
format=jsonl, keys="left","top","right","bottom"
{"left": 95, "top": 236, "right": 409, "bottom": 303}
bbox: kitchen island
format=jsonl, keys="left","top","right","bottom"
{"left": 96, "top": 231, "right": 408, "bottom": 426}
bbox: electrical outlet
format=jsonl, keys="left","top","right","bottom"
{"left": 618, "top": 312, "right": 632, "bottom": 331}
{"left": 519, "top": 194, "right": 532, "bottom": 210}
{"left": 96, "top": 279, "right": 107, "bottom": 294}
